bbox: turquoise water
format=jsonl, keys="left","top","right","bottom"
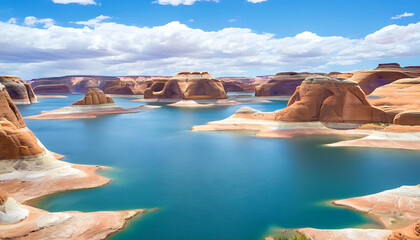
{"left": 17, "top": 95, "right": 420, "bottom": 240}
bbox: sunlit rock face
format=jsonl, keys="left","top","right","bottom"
{"left": 0, "top": 83, "right": 45, "bottom": 160}
{"left": 368, "top": 77, "right": 420, "bottom": 115}
{"left": 0, "top": 76, "right": 38, "bottom": 105}
{"left": 275, "top": 76, "right": 392, "bottom": 123}
{"left": 144, "top": 72, "right": 228, "bottom": 100}
{"left": 72, "top": 88, "right": 115, "bottom": 106}
{"left": 255, "top": 72, "right": 315, "bottom": 97}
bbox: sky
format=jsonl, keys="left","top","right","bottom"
{"left": 0, "top": 0, "right": 419, "bottom": 79}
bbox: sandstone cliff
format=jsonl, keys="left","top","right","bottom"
{"left": 349, "top": 70, "right": 412, "bottom": 95}
{"left": 0, "top": 83, "right": 45, "bottom": 160}
{"left": 275, "top": 76, "right": 392, "bottom": 123}
{"left": 0, "top": 76, "right": 38, "bottom": 104}
{"left": 368, "top": 77, "right": 420, "bottom": 114}
{"left": 103, "top": 80, "right": 150, "bottom": 95}
{"left": 33, "top": 84, "right": 72, "bottom": 94}
{"left": 144, "top": 72, "right": 228, "bottom": 100}
{"left": 255, "top": 72, "right": 315, "bottom": 97}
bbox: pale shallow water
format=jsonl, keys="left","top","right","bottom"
{"left": 17, "top": 94, "right": 420, "bottom": 240}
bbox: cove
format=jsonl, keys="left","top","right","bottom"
{"left": 17, "top": 95, "right": 420, "bottom": 240}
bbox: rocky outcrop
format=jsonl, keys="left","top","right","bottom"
{"left": 376, "top": 63, "right": 402, "bottom": 69}
{"left": 33, "top": 84, "right": 72, "bottom": 94}
{"left": 255, "top": 72, "right": 314, "bottom": 96}
{"left": 29, "top": 75, "right": 171, "bottom": 94}
{"left": 221, "top": 80, "right": 255, "bottom": 92}
{"left": 144, "top": 72, "right": 227, "bottom": 100}
{"left": 27, "top": 88, "right": 158, "bottom": 120}
{"left": 368, "top": 77, "right": 420, "bottom": 115}
{"left": 349, "top": 70, "right": 412, "bottom": 94}
{"left": 0, "top": 76, "right": 38, "bottom": 104}
{"left": 394, "top": 111, "right": 420, "bottom": 126}
{"left": 275, "top": 76, "right": 392, "bottom": 123}
{"left": 0, "top": 83, "right": 45, "bottom": 159}
{"left": 103, "top": 80, "right": 150, "bottom": 95}
{"left": 72, "top": 88, "right": 114, "bottom": 106}
{"left": 28, "top": 75, "right": 117, "bottom": 93}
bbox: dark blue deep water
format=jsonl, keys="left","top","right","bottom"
{"left": 17, "top": 95, "right": 420, "bottom": 240}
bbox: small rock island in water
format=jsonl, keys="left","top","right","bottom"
{"left": 0, "top": 1, "right": 420, "bottom": 239}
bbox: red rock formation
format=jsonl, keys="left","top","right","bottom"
{"left": 144, "top": 72, "right": 227, "bottom": 100}
{"left": 220, "top": 80, "right": 255, "bottom": 92}
{"left": 0, "top": 76, "right": 38, "bottom": 104}
{"left": 255, "top": 72, "right": 315, "bottom": 96}
{"left": 28, "top": 75, "right": 118, "bottom": 93}
{"left": 103, "top": 80, "right": 150, "bottom": 95}
{"left": 349, "top": 70, "right": 412, "bottom": 94}
{"left": 275, "top": 76, "right": 392, "bottom": 123}
{"left": 72, "top": 88, "right": 114, "bottom": 106}
{"left": 376, "top": 63, "right": 402, "bottom": 69}
{"left": 368, "top": 77, "right": 420, "bottom": 115}
{"left": 0, "top": 83, "right": 45, "bottom": 159}
{"left": 394, "top": 111, "right": 420, "bottom": 126}
{"left": 33, "top": 84, "right": 72, "bottom": 94}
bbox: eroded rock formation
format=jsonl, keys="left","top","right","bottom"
{"left": 255, "top": 72, "right": 314, "bottom": 96}
{"left": 275, "top": 76, "right": 392, "bottom": 123}
{"left": 0, "top": 76, "right": 38, "bottom": 104}
{"left": 349, "top": 70, "right": 412, "bottom": 95}
{"left": 33, "top": 84, "right": 72, "bottom": 94}
{"left": 394, "top": 111, "right": 420, "bottom": 126}
{"left": 72, "top": 88, "right": 114, "bottom": 106}
{"left": 0, "top": 83, "right": 45, "bottom": 159}
{"left": 368, "top": 77, "right": 420, "bottom": 115}
{"left": 103, "top": 80, "right": 150, "bottom": 95}
{"left": 144, "top": 72, "right": 227, "bottom": 100}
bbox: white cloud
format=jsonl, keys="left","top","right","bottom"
{"left": 52, "top": 0, "right": 97, "bottom": 5}
{"left": 24, "top": 16, "right": 55, "bottom": 28}
{"left": 247, "top": 0, "right": 267, "bottom": 3}
{"left": 0, "top": 16, "right": 419, "bottom": 79}
{"left": 153, "top": 0, "right": 218, "bottom": 6}
{"left": 6, "top": 18, "right": 17, "bottom": 24}
{"left": 391, "top": 12, "right": 414, "bottom": 19}
{"left": 74, "top": 15, "right": 111, "bottom": 27}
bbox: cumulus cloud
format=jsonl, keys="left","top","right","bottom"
{"left": 153, "top": 0, "right": 218, "bottom": 6}
{"left": 247, "top": 0, "right": 267, "bottom": 3}
{"left": 24, "top": 16, "right": 55, "bottom": 28}
{"left": 0, "top": 16, "right": 419, "bottom": 78}
{"left": 52, "top": 0, "right": 97, "bottom": 5}
{"left": 391, "top": 12, "right": 414, "bottom": 19}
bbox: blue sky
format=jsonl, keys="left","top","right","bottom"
{"left": 0, "top": 0, "right": 419, "bottom": 79}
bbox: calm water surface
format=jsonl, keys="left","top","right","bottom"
{"left": 17, "top": 94, "right": 420, "bottom": 240}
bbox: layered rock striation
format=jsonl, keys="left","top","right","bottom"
{"left": 0, "top": 76, "right": 38, "bottom": 104}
